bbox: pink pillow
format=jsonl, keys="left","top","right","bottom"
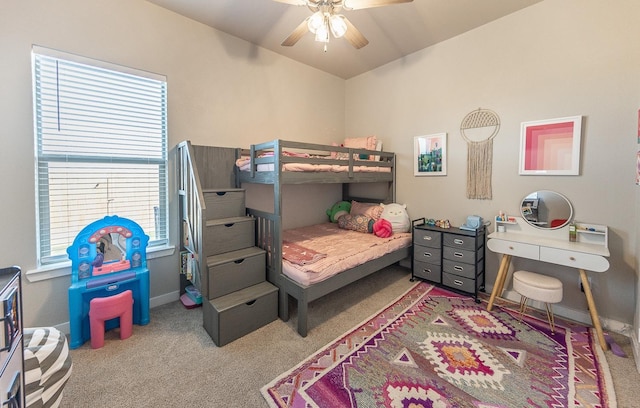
{"left": 350, "top": 201, "right": 383, "bottom": 221}
{"left": 373, "top": 218, "right": 393, "bottom": 238}
{"left": 344, "top": 136, "right": 378, "bottom": 160}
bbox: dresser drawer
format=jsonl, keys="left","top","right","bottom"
{"left": 487, "top": 239, "right": 539, "bottom": 260}
{"left": 207, "top": 247, "right": 266, "bottom": 299}
{"left": 442, "top": 272, "right": 482, "bottom": 294}
{"left": 413, "top": 246, "right": 441, "bottom": 265}
{"left": 443, "top": 234, "right": 482, "bottom": 251}
{"left": 443, "top": 258, "right": 483, "bottom": 279}
{"left": 413, "top": 260, "right": 441, "bottom": 283}
{"left": 413, "top": 229, "right": 441, "bottom": 248}
{"left": 204, "top": 216, "right": 255, "bottom": 257}
{"left": 204, "top": 189, "right": 246, "bottom": 220}
{"left": 540, "top": 247, "right": 610, "bottom": 272}
{"left": 443, "top": 246, "right": 479, "bottom": 265}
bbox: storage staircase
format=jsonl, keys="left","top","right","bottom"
{"left": 177, "top": 141, "right": 277, "bottom": 346}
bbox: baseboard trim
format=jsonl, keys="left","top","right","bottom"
{"left": 500, "top": 288, "right": 630, "bottom": 334}
{"left": 632, "top": 331, "right": 640, "bottom": 373}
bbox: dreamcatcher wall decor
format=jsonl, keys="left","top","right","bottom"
{"left": 460, "top": 108, "right": 501, "bottom": 200}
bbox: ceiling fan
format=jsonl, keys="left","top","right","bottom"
{"left": 275, "top": 0, "right": 413, "bottom": 50}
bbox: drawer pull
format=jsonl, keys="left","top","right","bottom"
{"left": 423, "top": 253, "right": 432, "bottom": 258}
{"left": 453, "top": 279, "right": 464, "bottom": 286}
{"left": 422, "top": 269, "right": 431, "bottom": 273}
{"left": 454, "top": 265, "right": 464, "bottom": 271}
{"left": 234, "top": 258, "right": 245, "bottom": 264}
{"left": 224, "top": 223, "right": 235, "bottom": 228}
{"left": 423, "top": 236, "right": 432, "bottom": 241}
{"left": 454, "top": 252, "right": 464, "bottom": 258}
{"left": 216, "top": 192, "right": 227, "bottom": 196}
{"left": 246, "top": 299, "right": 257, "bottom": 306}
{"left": 569, "top": 256, "right": 576, "bottom": 261}
{"left": 454, "top": 239, "right": 464, "bottom": 245}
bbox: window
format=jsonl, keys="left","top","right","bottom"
{"left": 32, "top": 46, "right": 168, "bottom": 266}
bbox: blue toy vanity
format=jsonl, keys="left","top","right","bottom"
{"left": 67, "top": 215, "right": 150, "bottom": 349}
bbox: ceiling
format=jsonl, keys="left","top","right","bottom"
{"left": 147, "top": 0, "right": 542, "bottom": 79}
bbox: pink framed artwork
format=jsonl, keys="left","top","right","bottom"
{"left": 519, "top": 116, "right": 582, "bottom": 175}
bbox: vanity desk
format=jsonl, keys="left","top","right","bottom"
{"left": 486, "top": 217, "right": 610, "bottom": 350}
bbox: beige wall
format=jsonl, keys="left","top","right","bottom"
{"left": 1, "top": 0, "right": 639, "bottom": 335}
{"left": 346, "top": 0, "right": 640, "bottom": 330}
{"left": 0, "top": 0, "right": 344, "bottom": 327}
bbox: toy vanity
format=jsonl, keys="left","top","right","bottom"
{"left": 67, "top": 215, "right": 150, "bottom": 349}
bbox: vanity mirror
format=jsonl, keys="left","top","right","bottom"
{"left": 520, "top": 190, "right": 573, "bottom": 229}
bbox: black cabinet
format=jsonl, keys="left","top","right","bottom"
{"left": 0, "top": 266, "right": 23, "bottom": 407}
{"left": 412, "top": 219, "right": 485, "bottom": 302}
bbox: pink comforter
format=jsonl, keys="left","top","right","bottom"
{"left": 281, "top": 223, "right": 411, "bottom": 286}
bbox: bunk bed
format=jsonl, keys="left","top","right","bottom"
{"left": 236, "top": 139, "right": 411, "bottom": 337}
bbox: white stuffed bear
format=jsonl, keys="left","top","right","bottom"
{"left": 380, "top": 203, "right": 410, "bottom": 233}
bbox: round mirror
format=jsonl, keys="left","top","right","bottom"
{"left": 520, "top": 190, "right": 573, "bottom": 229}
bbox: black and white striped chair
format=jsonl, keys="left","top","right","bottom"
{"left": 24, "top": 327, "right": 72, "bottom": 408}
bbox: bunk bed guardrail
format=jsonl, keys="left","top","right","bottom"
{"left": 246, "top": 208, "right": 287, "bottom": 319}
{"left": 238, "top": 139, "right": 395, "bottom": 184}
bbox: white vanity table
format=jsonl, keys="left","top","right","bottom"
{"left": 486, "top": 216, "right": 610, "bottom": 350}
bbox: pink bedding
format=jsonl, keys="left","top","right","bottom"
{"left": 281, "top": 223, "right": 411, "bottom": 286}
{"left": 235, "top": 155, "right": 391, "bottom": 173}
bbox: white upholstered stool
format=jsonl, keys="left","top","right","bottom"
{"left": 513, "top": 270, "right": 563, "bottom": 333}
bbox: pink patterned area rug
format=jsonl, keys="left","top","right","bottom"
{"left": 261, "top": 283, "right": 616, "bottom": 407}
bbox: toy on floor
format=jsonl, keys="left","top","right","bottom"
{"left": 67, "top": 215, "right": 150, "bottom": 349}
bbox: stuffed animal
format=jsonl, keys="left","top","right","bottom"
{"left": 380, "top": 203, "right": 410, "bottom": 233}
{"left": 326, "top": 201, "right": 352, "bottom": 223}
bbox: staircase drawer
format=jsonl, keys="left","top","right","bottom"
{"left": 207, "top": 247, "right": 266, "bottom": 299}
{"left": 205, "top": 217, "right": 255, "bottom": 256}
{"left": 204, "top": 189, "right": 246, "bottom": 219}
{"left": 203, "top": 281, "right": 278, "bottom": 347}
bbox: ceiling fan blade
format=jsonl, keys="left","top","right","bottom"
{"left": 342, "top": 17, "right": 369, "bottom": 49}
{"left": 282, "top": 18, "right": 310, "bottom": 46}
{"left": 343, "top": 0, "right": 413, "bottom": 10}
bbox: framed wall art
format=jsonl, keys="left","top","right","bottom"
{"left": 414, "top": 133, "right": 446, "bottom": 176}
{"left": 519, "top": 116, "right": 582, "bottom": 175}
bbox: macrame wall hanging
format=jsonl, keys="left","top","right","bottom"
{"left": 460, "top": 108, "right": 501, "bottom": 200}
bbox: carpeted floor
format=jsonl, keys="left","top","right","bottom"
{"left": 62, "top": 266, "right": 640, "bottom": 407}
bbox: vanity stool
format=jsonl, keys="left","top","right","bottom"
{"left": 89, "top": 290, "right": 134, "bottom": 349}
{"left": 513, "top": 270, "right": 563, "bottom": 333}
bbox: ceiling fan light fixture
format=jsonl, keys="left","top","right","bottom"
{"left": 329, "top": 14, "right": 347, "bottom": 38}
{"left": 314, "top": 23, "right": 330, "bottom": 42}
{"left": 307, "top": 11, "right": 324, "bottom": 34}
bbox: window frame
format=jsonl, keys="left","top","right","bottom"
{"left": 31, "top": 45, "right": 170, "bottom": 269}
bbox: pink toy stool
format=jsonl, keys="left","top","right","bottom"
{"left": 89, "top": 290, "right": 134, "bottom": 349}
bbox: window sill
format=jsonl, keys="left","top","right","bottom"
{"left": 25, "top": 244, "right": 176, "bottom": 283}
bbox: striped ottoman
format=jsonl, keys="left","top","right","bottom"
{"left": 24, "top": 327, "right": 73, "bottom": 408}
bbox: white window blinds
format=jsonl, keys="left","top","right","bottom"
{"left": 32, "top": 46, "right": 168, "bottom": 265}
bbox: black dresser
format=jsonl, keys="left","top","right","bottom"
{"left": 411, "top": 219, "right": 485, "bottom": 302}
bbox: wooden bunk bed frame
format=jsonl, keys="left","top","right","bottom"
{"left": 237, "top": 139, "right": 410, "bottom": 337}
